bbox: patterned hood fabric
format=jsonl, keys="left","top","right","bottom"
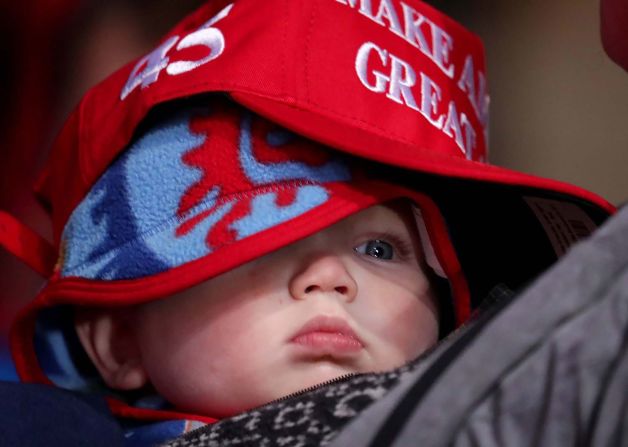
{"left": 60, "top": 99, "right": 351, "bottom": 281}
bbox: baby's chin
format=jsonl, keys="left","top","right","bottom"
{"left": 180, "top": 362, "right": 361, "bottom": 419}
{"left": 278, "top": 360, "right": 361, "bottom": 393}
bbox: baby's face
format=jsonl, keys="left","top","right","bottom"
{"left": 127, "top": 203, "right": 439, "bottom": 417}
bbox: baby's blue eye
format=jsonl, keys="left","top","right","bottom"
{"left": 354, "top": 240, "right": 394, "bottom": 260}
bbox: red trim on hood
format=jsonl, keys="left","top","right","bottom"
{"left": 0, "top": 211, "right": 56, "bottom": 278}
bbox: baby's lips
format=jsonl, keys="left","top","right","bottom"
{"left": 289, "top": 315, "right": 364, "bottom": 354}
{"left": 291, "top": 332, "right": 364, "bottom": 354}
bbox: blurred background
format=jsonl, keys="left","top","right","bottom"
{"left": 1, "top": 0, "right": 627, "bottom": 379}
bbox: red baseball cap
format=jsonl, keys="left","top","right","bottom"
{"left": 4, "top": 0, "right": 614, "bottom": 423}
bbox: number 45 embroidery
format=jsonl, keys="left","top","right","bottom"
{"left": 120, "top": 3, "right": 234, "bottom": 100}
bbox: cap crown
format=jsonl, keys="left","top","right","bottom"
{"left": 36, "top": 0, "right": 489, "bottom": 245}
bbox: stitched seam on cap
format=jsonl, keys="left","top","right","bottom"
{"left": 280, "top": 0, "right": 288, "bottom": 97}
{"left": 303, "top": 0, "right": 318, "bottom": 103}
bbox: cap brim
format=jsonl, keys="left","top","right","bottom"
{"left": 232, "top": 91, "right": 615, "bottom": 216}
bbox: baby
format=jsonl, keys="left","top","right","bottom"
{"left": 75, "top": 199, "right": 440, "bottom": 418}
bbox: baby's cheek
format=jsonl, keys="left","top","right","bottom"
{"left": 367, "top": 295, "right": 438, "bottom": 364}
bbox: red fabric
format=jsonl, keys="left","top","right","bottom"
{"left": 0, "top": 212, "right": 56, "bottom": 278}
{"left": 0, "top": 0, "right": 78, "bottom": 212}
{"left": 107, "top": 398, "right": 218, "bottom": 425}
{"left": 601, "top": 0, "right": 628, "bottom": 71}
{"left": 0, "top": 0, "right": 79, "bottom": 332}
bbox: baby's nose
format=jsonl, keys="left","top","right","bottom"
{"left": 288, "top": 254, "right": 357, "bottom": 302}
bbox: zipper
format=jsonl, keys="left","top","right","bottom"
{"left": 261, "top": 372, "right": 358, "bottom": 406}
